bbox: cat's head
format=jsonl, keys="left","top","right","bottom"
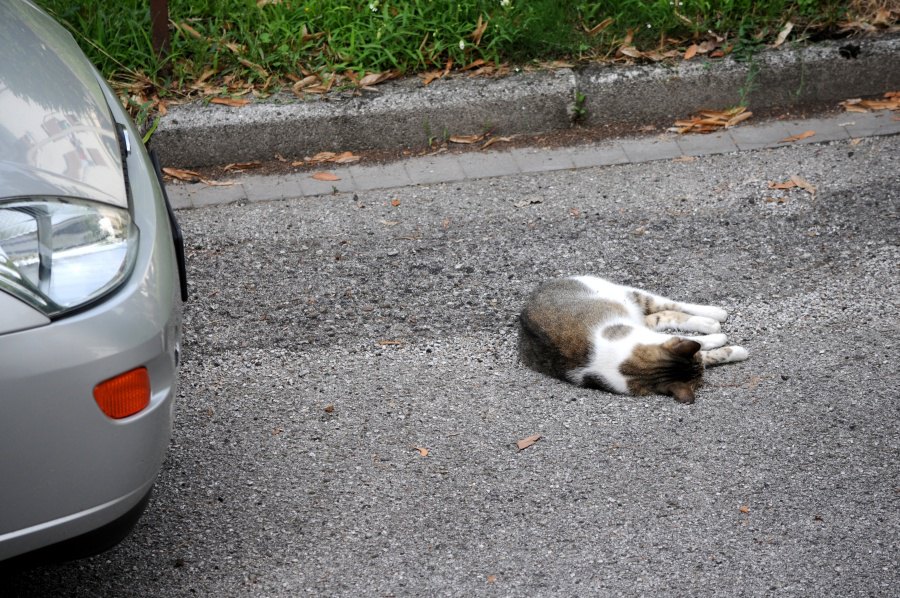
{"left": 619, "top": 338, "right": 704, "bottom": 403}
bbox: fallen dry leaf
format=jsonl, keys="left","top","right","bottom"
{"left": 584, "top": 17, "right": 614, "bottom": 36}
{"left": 377, "top": 339, "right": 403, "bottom": 346}
{"left": 223, "top": 161, "right": 262, "bottom": 172}
{"left": 460, "top": 58, "right": 487, "bottom": 72}
{"left": 840, "top": 92, "right": 900, "bottom": 113}
{"left": 471, "top": 15, "right": 488, "bottom": 46}
{"left": 420, "top": 71, "right": 443, "bottom": 86}
{"left": 481, "top": 135, "right": 516, "bottom": 150}
{"left": 487, "top": 575, "right": 498, "bottom": 584}
{"left": 781, "top": 130, "right": 816, "bottom": 143}
{"left": 390, "top": 198, "right": 401, "bottom": 207}
{"left": 414, "top": 447, "right": 429, "bottom": 457}
{"left": 332, "top": 152, "right": 360, "bottom": 164}
{"left": 210, "top": 96, "right": 251, "bottom": 107}
{"left": 673, "top": 155, "right": 697, "bottom": 163}
{"left": 162, "top": 167, "right": 202, "bottom": 183}
{"left": 301, "top": 151, "right": 361, "bottom": 166}
{"left": 618, "top": 45, "right": 643, "bottom": 59}
{"left": 199, "top": 179, "right": 235, "bottom": 187}
{"left": 790, "top": 175, "right": 816, "bottom": 196}
{"left": 516, "top": 434, "right": 542, "bottom": 451}
{"left": 768, "top": 180, "right": 797, "bottom": 190}
{"left": 311, "top": 172, "right": 340, "bottom": 182}
{"left": 772, "top": 21, "right": 794, "bottom": 47}
{"left": 358, "top": 71, "right": 391, "bottom": 88}
{"left": 683, "top": 43, "right": 699, "bottom": 60}
{"left": 323, "top": 404, "right": 335, "bottom": 413}
{"left": 849, "top": 138, "right": 863, "bottom": 146}
{"left": 449, "top": 134, "right": 485, "bottom": 144}
{"left": 674, "top": 106, "right": 751, "bottom": 133}
{"left": 739, "top": 505, "right": 751, "bottom": 514}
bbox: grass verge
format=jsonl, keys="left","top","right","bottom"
{"left": 34, "top": 0, "right": 899, "bottom": 123}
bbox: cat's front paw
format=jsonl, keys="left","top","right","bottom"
{"left": 696, "top": 333, "right": 728, "bottom": 350}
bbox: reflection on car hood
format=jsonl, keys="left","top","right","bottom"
{"left": 0, "top": 0, "right": 126, "bottom": 208}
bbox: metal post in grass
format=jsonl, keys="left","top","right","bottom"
{"left": 150, "top": 0, "right": 169, "bottom": 57}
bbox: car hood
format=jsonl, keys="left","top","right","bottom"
{"left": 0, "top": 1, "right": 127, "bottom": 208}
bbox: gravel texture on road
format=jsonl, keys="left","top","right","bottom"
{"left": 8, "top": 135, "right": 899, "bottom": 596}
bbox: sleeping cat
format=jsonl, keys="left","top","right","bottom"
{"left": 518, "top": 275, "right": 748, "bottom": 403}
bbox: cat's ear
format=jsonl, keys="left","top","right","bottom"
{"left": 663, "top": 338, "right": 702, "bottom": 359}
{"left": 669, "top": 382, "right": 695, "bottom": 404}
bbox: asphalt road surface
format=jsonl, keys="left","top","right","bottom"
{"left": 8, "top": 135, "right": 899, "bottom": 596}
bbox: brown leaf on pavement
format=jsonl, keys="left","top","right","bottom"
{"left": 790, "top": 175, "right": 816, "bottom": 196}
{"left": 311, "top": 172, "right": 340, "bottom": 181}
{"left": 739, "top": 505, "right": 751, "bottom": 514}
{"left": 768, "top": 179, "right": 797, "bottom": 190}
{"left": 414, "top": 447, "right": 429, "bottom": 457}
{"left": 780, "top": 130, "right": 816, "bottom": 143}
{"left": 516, "top": 434, "right": 542, "bottom": 451}
{"left": 683, "top": 43, "right": 699, "bottom": 60}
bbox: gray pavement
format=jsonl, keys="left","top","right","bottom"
{"left": 168, "top": 109, "right": 900, "bottom": 209}
{"left": 7, "top": 119, "right": 899, "bottom": 596}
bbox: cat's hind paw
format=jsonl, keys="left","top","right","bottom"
{"left": 685, "top": 316, "right": 722, "bottom": 334}
{"left": 691, "top": 305, "right": 728, "bottom": 322}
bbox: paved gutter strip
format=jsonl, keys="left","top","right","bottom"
{"left": 151, "top": 35, "right": 900, "bottom": 171}
{"left": 166, "top": 109, "right": 900, "bottom": 210}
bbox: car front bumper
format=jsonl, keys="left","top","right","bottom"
{"left": 0, "top": 111, "right": 183, "bottom": 562}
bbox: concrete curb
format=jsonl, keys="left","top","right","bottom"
{"left": 166, "top": 109, "right": 900, "bottom": 210}
{"left": 151, "top": 35, "right": 900, "bottom": 169}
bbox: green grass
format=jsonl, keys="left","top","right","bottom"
{"left": 33, "top": 0, "right": 878, "bottom": 111}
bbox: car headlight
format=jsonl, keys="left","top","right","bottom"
{"left": 0, "top": 197, "right": 138, "bottom": 317}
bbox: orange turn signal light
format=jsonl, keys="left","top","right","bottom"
{"left": 93, "top": 367, "right": 151, "bottom": 419}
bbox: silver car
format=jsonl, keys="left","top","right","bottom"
{"left": 0, "top": 0, "right": 185, "bottom": 565}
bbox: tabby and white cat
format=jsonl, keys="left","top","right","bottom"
{"left": 518, "top": 276, "right": 748, "bottom": 403}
